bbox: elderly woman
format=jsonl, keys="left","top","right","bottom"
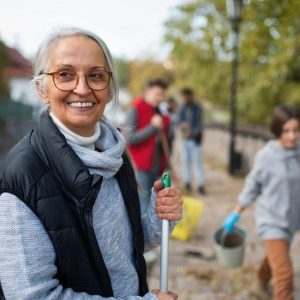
{"left": 0, "top": 28, "right": 181, "bottom": 300}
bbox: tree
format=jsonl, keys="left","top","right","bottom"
{"left": 239, "top": 0, "right": 300, "bottom": 122}
{"left": 128, "top": 59, "right": 173, "bottom": 98}
{"left": 164, "top": 1, "right": 230, "bottom": 108}
{"left": 114, "top": 57, "right": 131, "bottom": 88}
{"left": 164, "top": 0, "right": 300, "bottom": 123}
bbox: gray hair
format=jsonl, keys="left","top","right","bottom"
{"left": 32, "top": 27, "right": 119, "bottom": 107}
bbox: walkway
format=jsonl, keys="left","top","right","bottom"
{"left": 147, "top": 160, "right": 300, "bottom": 299}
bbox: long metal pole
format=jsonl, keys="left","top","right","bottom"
{"left": 160, "top": 219, "right": 169, "bottom": 292}
{"left": 229, "top": 22, "right": 240, "bottom": 175}
{"left": 160, "top": 172, "right": 171, "bottom": 292}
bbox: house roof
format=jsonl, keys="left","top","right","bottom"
{"left": 4, "top": 46, "right": 33, "bottom": 78}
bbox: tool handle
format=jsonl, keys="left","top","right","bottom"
{"left": 160, "top": 172, "right": 171, "bottom": 292}
{"left": 161, "top": 172, "right": 171, "bottom": 189}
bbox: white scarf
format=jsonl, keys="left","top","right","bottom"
{"left": 49, "top": 112, "right": 101, "bottom": 150}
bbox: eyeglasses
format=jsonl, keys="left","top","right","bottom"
{"left": 41, "top": 69, "right": 112, "bottom": 91}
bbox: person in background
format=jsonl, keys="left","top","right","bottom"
{"left": 165, "top": 96, "right": 178, "bottom": 153}
{"left": 0, "top": 27, "right": 182, "bottom": 300}
{"left": 126, "top": 79, "right": 170, "bottom": 215}
{"left": 178, "top": 88, "right": 205, "bottom": 194}
{"left": 223, "top": 105, "right": 300, "bottom": 300}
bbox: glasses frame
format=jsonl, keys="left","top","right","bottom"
{"left": 41, "top": 70, "right": 113, "bottom": 92}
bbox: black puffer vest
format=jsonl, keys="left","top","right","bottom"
{"left": 0, "top": 112, "right": 148, "bottom": 297}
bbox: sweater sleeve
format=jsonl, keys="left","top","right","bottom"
{"left": 0, "top": 193, "right": 158, "bottom": 300}
{"left": 238, "top": 151, "right": 266, "bottom": 208}
{"left": 141, "top": 190, "right": 177, "bottom": 252}
{"left": 125, "top": 108, "right": 157, "bottom": 145}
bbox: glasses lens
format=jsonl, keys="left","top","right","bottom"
{"left": 54, "top": 71, "right": 77, "bottom": 91}
{"left": 52, "top": 70, "right": 111, "bottom": 91}
{"left": 87, "top": 70, "right": 110, "bottom": 90}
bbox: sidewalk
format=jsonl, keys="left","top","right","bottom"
{"left": 147, "top": 161, "right": 300, "bottom": 299}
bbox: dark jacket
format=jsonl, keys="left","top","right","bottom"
{"left": 0, "top": 112, "right": 148, "bottom": 297}
{"left": 179, "top": 101, "right": 203, "bottom": 144}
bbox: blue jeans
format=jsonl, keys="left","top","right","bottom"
{"left": 137, "top": 170, "right": 159, "bottom": 215}
{"left": 182, "top": 140, "right": 204, "bottom": 187}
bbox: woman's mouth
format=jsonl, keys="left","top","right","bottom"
{"left": 67, "top": 101, "right": 96, "bottom": 108}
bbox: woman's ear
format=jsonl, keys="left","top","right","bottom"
{"left": 35, "top": 81, "right": 49, "bottom": 103}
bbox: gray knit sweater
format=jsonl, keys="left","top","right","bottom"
{"left": 0, "top": 119, "right": 170, "bottom": 300}
{"left": 238, "top": 140, "right": 300, "bottom": 241}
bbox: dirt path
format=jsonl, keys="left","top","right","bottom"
{"left": 147, "top": 161, "right": 300, "bottom": 299}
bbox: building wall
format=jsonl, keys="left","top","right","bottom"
{"left": 9, "top": 77, "right": 39, "bottom": 105}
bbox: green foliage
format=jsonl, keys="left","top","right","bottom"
{"left": 114, "top": 57, "right": 131, "bottom": 88}
{"left": 128, "top": 59, "right": 173, "bottom": 98}
{"left": 164, "top": 0, "right": 300, "bottom": 123}
{"left": 164, "top": 0, "right": 230, "bottom": 107}
{"left": 238, "top": 0, "right": 300, "bottom": 122}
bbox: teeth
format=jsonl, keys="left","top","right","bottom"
{"left": 69, "top": 102, "right": 94, "bottom": 108}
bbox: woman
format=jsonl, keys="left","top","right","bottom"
{"left": 0, "top": 27, "right": 182, "bottom": 300}
{"left": 223, "top": 105, "right": 300, "bottom": 300}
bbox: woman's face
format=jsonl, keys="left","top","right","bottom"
{"left": 39, "top": 36, "right": 110, "bottom": 136}
{"left": 278, "top": 118, "right": 300, "bottom": 148}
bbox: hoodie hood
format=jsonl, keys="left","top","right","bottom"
{"left": 265, "top": 140, "right": 300, "bottom": 160}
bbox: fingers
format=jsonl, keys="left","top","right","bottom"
{"left": 156, "top": 187, "right": 182, "bottom": 221}
{"left": 151, "top": 289, "right": 178, "bottom": 300}
{"left": 157, "top": 186, "right": 180, "bottom": 197}
{"left": 154, "top": 179, "right": 163, "bottom": 193}
{"left": 167, "top": 291, "right": 178, "bottom": 299}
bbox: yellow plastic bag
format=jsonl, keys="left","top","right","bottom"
{"left": 170, "top": 195, "right": 204, "bottom": 241}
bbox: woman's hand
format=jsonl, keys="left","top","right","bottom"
{"left": 151, "top": 289, "right": 178, "bottom": 300}
{"left": 154, "top": 180, "right": 182, "bottom": 221}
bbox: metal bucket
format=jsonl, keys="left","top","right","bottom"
{"left": 212, "top": 226, "right": 246, "bottom": 269}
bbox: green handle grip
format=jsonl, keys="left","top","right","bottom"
{"left": 161, "top": 172, "right": 171, "bottom": 188}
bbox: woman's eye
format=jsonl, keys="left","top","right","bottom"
{"left": 57, "top": 71, "right": 75, "bottom": 80}
{"left": 89, "top": 72, "right": 106, "bottom": 80}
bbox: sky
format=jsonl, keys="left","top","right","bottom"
{"left": 0, "top": 0, "right": 182, "bottom": 60}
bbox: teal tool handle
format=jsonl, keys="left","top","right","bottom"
{"left": 160, "top": 171, "right": 171, "bottom": 292}
{"left": 161, "top": 172, "right": 171, "bottom": 188}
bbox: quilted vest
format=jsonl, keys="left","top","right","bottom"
{"left": 0, "top": 112, "right": 148, "bottom": 297}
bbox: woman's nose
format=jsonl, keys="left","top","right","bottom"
{"left": 73, "top": 75, "right": 91, "bottom": 95}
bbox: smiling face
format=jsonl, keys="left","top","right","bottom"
{"left": 37, "top": 35, "right": 110, "bottom": 136}
{"left": 278, "top": 118, "right": 300, "bottom": 148}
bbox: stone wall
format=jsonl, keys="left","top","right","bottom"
{"left": 170, "top": 123, "right": 272, "bottom": 179}
{"left": 203, "top": 124, "right": 272, "bottom": 174}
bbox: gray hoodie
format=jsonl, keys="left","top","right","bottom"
{"left": 238, "top": 140, "right": 300, "bottom": 241}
